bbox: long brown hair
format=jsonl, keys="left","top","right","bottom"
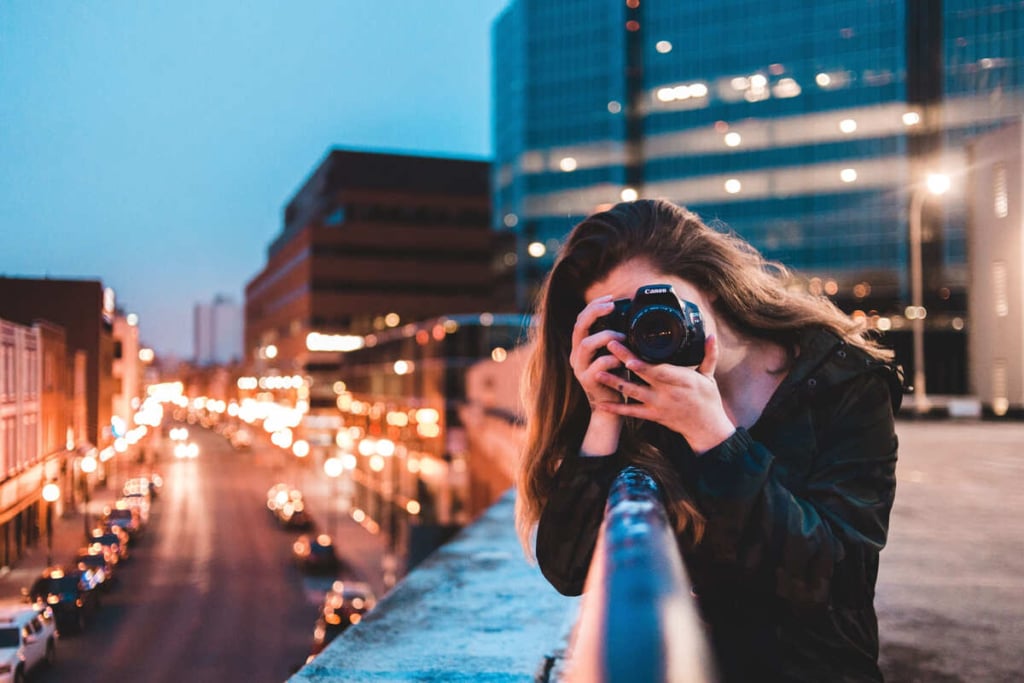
{"left": 516, "top": 199, "right": 891, "bottom": 555}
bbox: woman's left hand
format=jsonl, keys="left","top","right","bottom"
{"left": 594, "top": 334, "right": 736, "bottom": 454}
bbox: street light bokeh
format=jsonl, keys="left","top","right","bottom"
{"left": 42, "top": 482, "right": 61, "bottom": 566}
{"left": 81, "top": 453, "right": 97, "bottom": 537}
{"left": 908, "top": 172, "right": 951, "bottom": 415}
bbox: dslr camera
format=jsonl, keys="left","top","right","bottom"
{"left": 590, "top": 284, "right": 706, "bottom": 366}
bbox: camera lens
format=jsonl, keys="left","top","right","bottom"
{"left": 629, "top": 305, "right": 688, "bottom": 362}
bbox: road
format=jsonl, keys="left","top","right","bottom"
{"left": 34, "top": 424, "right": 386, "bottom": 683}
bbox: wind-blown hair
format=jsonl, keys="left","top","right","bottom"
{"left": 516, "top": 199, "right": 891, "bottom": 555}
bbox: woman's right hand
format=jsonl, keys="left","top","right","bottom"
{"left": 569, "top": 296, "right": 627, "bottom": 456}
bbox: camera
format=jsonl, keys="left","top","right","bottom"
{"left": 590, "top": 284, "right": 706, "bottom": 366}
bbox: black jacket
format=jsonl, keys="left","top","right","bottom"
{"left": 536, "top": 329, "right": 901, "bottom": 682}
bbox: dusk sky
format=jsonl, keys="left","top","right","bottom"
{"left": 0, "top": 0, "right": 510, "bottom": 358}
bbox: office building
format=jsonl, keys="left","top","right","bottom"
{"left": 194, "top": 295, "right": 243, "bottom": 367}
{"left": 493, "top": 0, "right": 1024, "bottom": 394}
{"left": 0, "top": 278, "right": 115, "bottom": 449}
{"left": 967, "top": 118, "right": 1024, "bottom": 415}
{"left": 112, "top": 312, "right": 143, "bottom": 433}
{"left": 245, "top": 148, "right": 512, "bottom": 378}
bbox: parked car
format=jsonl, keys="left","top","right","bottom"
{"left": 88, "top": 529, "right": 129, "bottom": 564}
{"left": 292, "top": 534, "right": 341, "bottom": 575}
{"left": 266, "top": 484, "right": 314, "bottom": 528}
{"left": 277, "top": 502, "right": 315, "bottom": 531}
{"left": 101, "top": 504, "right": 143, "bottom": 540}
{"left": 123, "top": 475, "right": 161, "bottom": 500}
{"left": 26, "top": 566, "right": 100, "bottom": 635}
{"left": 119, "top": 493, "right": 151, "bottom": 526}
{"left": 0, "top": 600, "right": 57, "bottom": 681}
{"left": 74, "top": 550, "right": 113, "bottom": 590}
{"left": 229, "top": 427, "right": 252, "bottom": 450}
{"left": 310, "top": 580, "right": 376, "bottom": 656}
{"left": 266, "top": 483, "right": 301, "bottom": 514}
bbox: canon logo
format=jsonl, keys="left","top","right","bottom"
{"left": 641, "top": 286, "right": 669, "bottom": 294}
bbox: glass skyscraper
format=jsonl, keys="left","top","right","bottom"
{"left": 493, "top": 0, "right": 1023, "bottom": 393}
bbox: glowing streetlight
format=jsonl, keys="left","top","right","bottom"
{"left": 324, "top": 457, "right": 343, "bottom": 478}
{"left": 42, "top": 483, "right": 61, "bottom": 566}
{"left": 81, "top": 454, "right": 97, "bottom": 537}
{"left": 908, "top": 172, "right": 951, "bottom": 415}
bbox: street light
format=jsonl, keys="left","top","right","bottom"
{"left": 81, "top": 453, "right": 98, "bottom": 538}
{"left": 41, "top": 482, "right": 61, "bottom": 566}
{"left": 908, "top": 172, "right": 951, "bottom": 415}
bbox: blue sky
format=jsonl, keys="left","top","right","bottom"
{"left": 0, "top": 0, "right": 510, "bottom": 357}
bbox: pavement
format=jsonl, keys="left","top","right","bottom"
{"left": 876, "top": 418, "right": 1024, "bottom": 682}
{"left": 0, "top": 477, "right": 122, "bottom": 602}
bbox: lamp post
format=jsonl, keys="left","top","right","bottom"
{"left": 908, "top": 172, "right": 951, "bottom": 415}
{"left": 80, "top": 453, "right": 98, "bottom": 538}
{"left": 41, "top": 482, "right": 61, "bottom": 567}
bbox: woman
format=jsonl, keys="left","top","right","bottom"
{"left": 518, "top": 199, "right": 901, "bottom": 681}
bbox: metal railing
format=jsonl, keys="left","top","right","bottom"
{"left": 566, "top": 467, "right": 716, "bottom": 683}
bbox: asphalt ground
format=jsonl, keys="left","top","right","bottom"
{"left": 876, "top": 419, "right": 1024, "bottom": 682}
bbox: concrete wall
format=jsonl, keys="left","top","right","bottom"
{"left": 290, "top": 489, "right": 578, "bottom": 683}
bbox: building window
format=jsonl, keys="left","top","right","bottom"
{"left": 993, "top": 260, "right": 1008, "bottom": 317}
{"left": 992, "top": 359, "right": 1008, "bottom": 416}
{"left": 993, "top": 162, "right": 1008, "bottom": 219}
{"left": 325, "top": 207, "right": 347, "bottom": 226}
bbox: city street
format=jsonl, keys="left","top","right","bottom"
{"left": 877, "top": 419, "right": 1024, "bottom": 682}
{"left": 8, "top": 424, "right": 387, "bottom": 683}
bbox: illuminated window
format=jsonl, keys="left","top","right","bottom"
{"left": 994, "top": 163, "right": 1008, "bottom": 218}
{"left": 993, "top": 261, "right": 1008, "bottom": 317}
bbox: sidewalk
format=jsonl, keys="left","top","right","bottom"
{"left": 0, "top": 483, "right": 121, "bottom": 601}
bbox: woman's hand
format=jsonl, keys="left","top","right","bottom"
{"left": 570, "top": 296, "right": 628, "bottom": 455}
{"left": 593, "top": 334, "right": 736, "bottom": 454}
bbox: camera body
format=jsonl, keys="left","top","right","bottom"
{"left": 590, "top": 284, "right": 706, "bottom": 366}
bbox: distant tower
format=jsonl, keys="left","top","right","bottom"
{"left": 193, "top": 302, "right": 212, "bottom": 366}
{"left": 194, "top": 295, "right": 243, "bottom": 366}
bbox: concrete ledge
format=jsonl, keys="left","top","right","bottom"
{"left": 898, "top": 395, "right": 982, "bottom": 420}
{"left": 290, "top": 489, "right": 578, "bottom": 682}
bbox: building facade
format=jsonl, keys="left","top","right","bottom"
{"left": 245, "top": 149, "right": 513, "bottom": 378}
{"left": 0, "top": 278, "right": 116, "bottom": 450}
{"left": 967, "top": 118, "right": 1024, "bottom": 415}
{"left": 112, "top": 313, "right": 142, "bottom": 437}
{"left": 493, "top": 0, "right": 1024, "bottom": 394}
{"left": 194, "top": 295, "right": 243, "bottom": 367}
{"left": 0, "top": 317, "right": 69, "bottom": 568}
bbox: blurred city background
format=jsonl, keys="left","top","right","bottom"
{"left": 0, "top": 1, "right": 1022, "bottom": 681}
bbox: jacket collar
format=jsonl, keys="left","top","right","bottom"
{"left": 762, "top": 327, "right": 902, "bottom": 417}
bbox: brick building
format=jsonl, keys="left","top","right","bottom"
{"left": 245, "top": 149, "right": 514, "bottom": 375}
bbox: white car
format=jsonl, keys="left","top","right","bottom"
{"left": 0, "top": 601, "right": 57, "bottom": 682}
